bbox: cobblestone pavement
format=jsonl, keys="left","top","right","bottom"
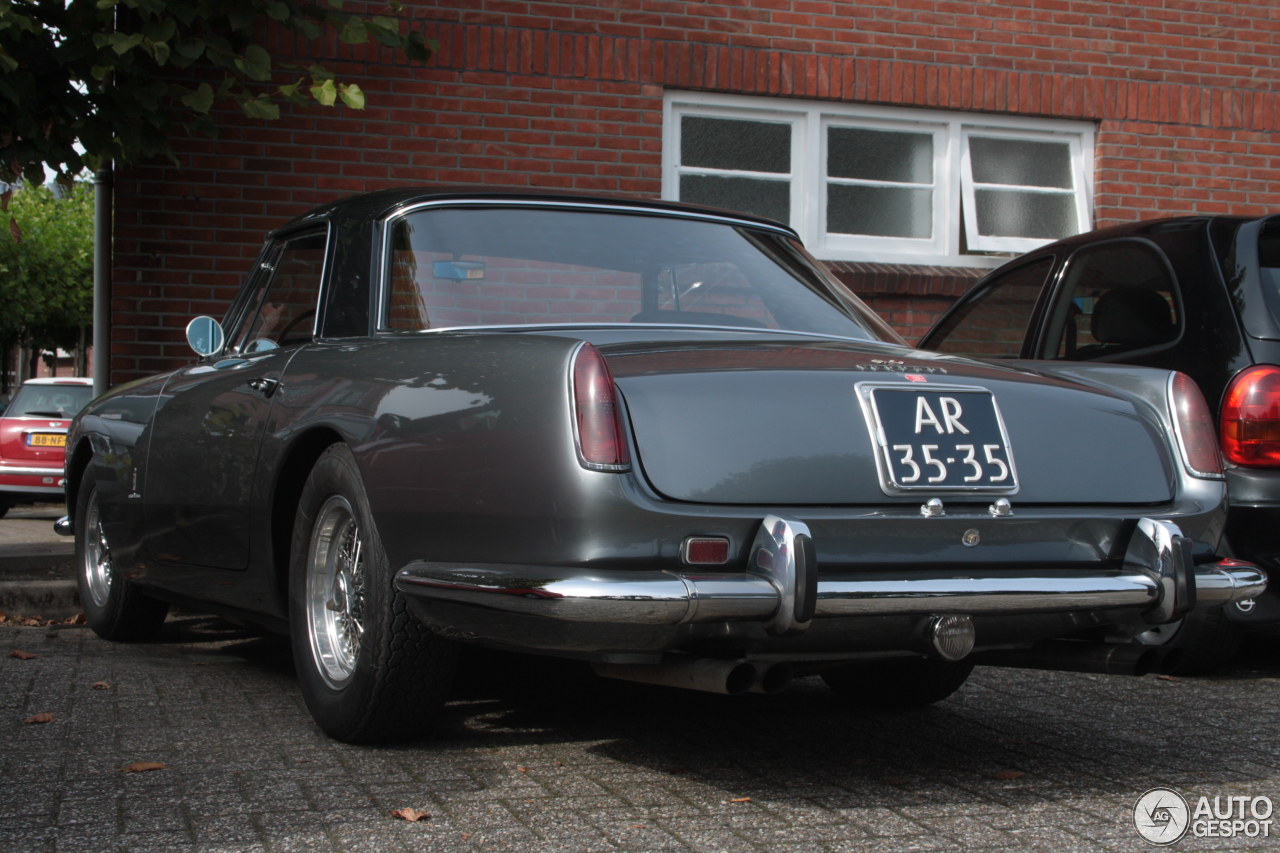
{"left": 3, "top": 615, "right": 1280, "bottom": 853}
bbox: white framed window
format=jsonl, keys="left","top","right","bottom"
{"left": 664, "top": 92, "right": 1095, "bottom": 268}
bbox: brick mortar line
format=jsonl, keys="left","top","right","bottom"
{"left": 253, "top": 18, "right": 1280, "bottom": 133}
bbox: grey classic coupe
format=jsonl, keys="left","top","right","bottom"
{"left": 63, "top": 190, "right": 1265, "bottom": 742}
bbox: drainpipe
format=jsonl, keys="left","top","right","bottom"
{"left": 92, "top": 163, "right": 111, "bottom": 396}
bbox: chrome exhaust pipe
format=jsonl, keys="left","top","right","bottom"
{"left": 971, "top": 641, "right": 1164, "bottom": 677}
{"left": 748, "top": 661, "right": 793, "bottom": 694}
{"left": 592, "top": 657, "right": 757, "bottom": 695}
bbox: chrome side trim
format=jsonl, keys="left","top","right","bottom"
{"left": 0, "top": 466, "right": 66, "bottom": 477}
{"left": 814, "top": 572, "right": 1159, "bottom": 615}
{"left": 395, "top": 562, "right": 1176, "bottom": 623}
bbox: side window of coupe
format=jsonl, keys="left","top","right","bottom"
{"left": 233, "top": 231, "right": 328, "bottom": 352}
{"left": 924, "top": 256, "right": 1054, "bottom": 357}
{"left": 1039, "top": 240, "right": 1180, "bottom": 360}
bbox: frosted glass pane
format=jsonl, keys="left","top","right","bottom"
{"left": 681, "top": 117, "right": 790, "bottom": 173}
{"left": 680, "top": 174, "right": 791, "bottom": 224}
{"left": 827, "top": 184, "right": 932, "bottom": 238}
{"left": 828, "top": 128, "right": 933, "bottom": 184}
{"left": 975, "top": 189, "right": 1078, "bottom": 239}
{"left": 970, "top": 137, "right": 1073, "bottom": 188}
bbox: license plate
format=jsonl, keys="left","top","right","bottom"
{"left": 27, "top": 433, "right": 66, "bottom": 448}
{"left": 861, "top": 384, "right": 1018, "bottom": 493}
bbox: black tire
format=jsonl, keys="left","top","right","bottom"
{"left": 0, "top": 502, "right": 10, "bottom": 519}
{"left": 289, "top": 443, "right": 457, "bottom": 743}
{"left": 75, "top": 466, "right": 168, "bottom": 641}
{"left": 1136, "top": 607, "right": 1243, "bottom": 676}
{"left": 822, "top": 656, "right": 974, "bottom": 708}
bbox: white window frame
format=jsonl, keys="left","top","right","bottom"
{"left": 959, "top": 128, "right": 1091, "bottom": 254}
{"left": 663, "top": 92, "right": 1095, "bottom": 269}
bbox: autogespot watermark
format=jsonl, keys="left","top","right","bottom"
{"left": 1134, "top": 787, "right": 1275, "bottom": 845}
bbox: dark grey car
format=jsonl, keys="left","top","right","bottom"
{"left": 61, "top": 190, "right": 1264, "bottom": 742}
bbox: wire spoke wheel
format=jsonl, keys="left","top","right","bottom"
{"left": 306, "top": 495, "right": 367, "bottom": 688}
{"left": 81, "top": 488, "right": 112, "bottom": 608}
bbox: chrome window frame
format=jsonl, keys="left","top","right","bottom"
{"left": 227, "top": 220, "right": 333, "bottom": 356}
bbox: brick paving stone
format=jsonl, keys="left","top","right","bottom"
{"left": 3, "top": 616, "right": 1280, "bottom": 851}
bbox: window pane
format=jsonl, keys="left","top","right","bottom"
{"left": 926, "top": 257, "right": 1054, "bottom": 357}
{"left": 385, "top": 208, "right": 882, "bottom": 340}
{"left": 974, "top": 189, "right": 1078, "bottom": 240}
{"left": 681, "top": 116, "right": 790, "bottom": 173}
{"left": 970, "top": 137, "right": 1073, "bottom": 188}
{"left": 680, "top": 174, "right": 790, "bottom": 224}
{"left": 237, "top": 233, "right": 326, "bottom": 349}
{"left": 827, "top": 184, "right": 931, "bottom": 239}
{"left": 828, "top": 128, "right": 933, "bottom": 184}
{"left": 1039, "top": 242, "right": 1179, "bottom": 359}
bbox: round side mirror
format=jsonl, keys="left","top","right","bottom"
{"left": 186, "top": 316, "right": 226, "bottom": 357}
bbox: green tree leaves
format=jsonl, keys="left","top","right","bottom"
{"left": 0, "top": 184, "right": 93, "bottom": 355}
{"left": 0, "top": 0, "right": 437, "bottom": 186}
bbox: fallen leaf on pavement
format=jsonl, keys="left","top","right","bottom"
{"left": 881, "top": 778, "right": 907, "bottom": 786}
{"left": 63, "top": 613, "right": 86, "bottom": 625}
{"left": 632, "top": 824, "right": 644, "bottom": 829}
{"left": 91, "top": 682, "right": 111, "bottom": 690}
{"left": 727, "top": 797, "right": 751, "bottom": 803}
{"left": 9, "top": 650, "right": 37, "bottom": 660}
{"left": 24, "top": 713, "right": 53, "bottom": 724}
{"left": 994, "top": 770, "right": 1025, "bottom": 780}
{"left": 121, "top": 761, "right": 166, "bottom": 773}
{"left": 20, "top": 617, "right": 42, "bottom": 627}
{"left": 1157, "top": 675, "right": 1181, "bottom": 682}
{"left": 515, "top": 766, "right": 528, "bottom": 772}
{"left": 461, "top": 833, "right": 470, "bottom": 840}
{"left": 554, "top": 760, "right": 563, "bottom": 766}
{"left": 389, "top": 808, "right": 430, "bottom": 822}
{"left": 0, "top": 610, "right": 7, "bottom": 622}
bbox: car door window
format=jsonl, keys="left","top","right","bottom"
{"left": 923, "top": 256, "right": 1054, "bottom": 357}
{"left": 232, "top": 231, "right": 328, "bottom": 352}
{"left": 1039, "top": 240, "right": 1180, "bottom": 360}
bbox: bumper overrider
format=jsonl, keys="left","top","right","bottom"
{"left": 394, "top": 515, "right": 1265, "bottom": 677}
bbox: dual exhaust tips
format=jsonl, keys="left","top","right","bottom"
{"left": 592, "top": 614, "right": 1178, "bottom": 695}
{"left": 593, "top": 614, "right": 978, "bottom": 697}
{"left": 593, "top": 657, "right": 793, "bottom": 696}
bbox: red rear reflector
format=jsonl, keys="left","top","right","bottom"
{"left": 1221, "top": 364, "right": 1280, "bottom": 467}
{"left": 572, "top": 343, "right": 630, "bottom": 471}
{"left": 1169, "top": 372, "right": 1223, "bottom": 477}
{"left": 683, "top": 537, "right": 730, "bottom": 565}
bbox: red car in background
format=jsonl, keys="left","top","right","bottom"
{"left": 0, "top": 378, "right": 94, "bottom": 516}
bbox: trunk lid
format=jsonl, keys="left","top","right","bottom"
{"left": 609, "top": 341, "right": 1175, "bottom": 506}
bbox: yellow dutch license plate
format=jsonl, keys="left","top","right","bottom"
{"left": 28, "top": 433, "right": 66, "bottom": 448}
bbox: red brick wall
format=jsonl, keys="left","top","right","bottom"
{"left": 110, "top": 0, "right": 1280, "bottom": 382}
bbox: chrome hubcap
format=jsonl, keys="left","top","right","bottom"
{"left": 306, "top": 495, "right": 366, "bottom": 688}
{"left": 82, "top": 490, "right": 112, "bottom": 607}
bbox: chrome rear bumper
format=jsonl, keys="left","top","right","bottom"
{"left": 395, "top": 515, "right": 1266, "bottom": 632}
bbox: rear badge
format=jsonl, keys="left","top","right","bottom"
{"left": 962, "top": 529, "right": 981, "bottom": 547}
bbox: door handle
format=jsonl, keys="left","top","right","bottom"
{"left": 248, "top": 376, "right": 280, "bottom": 397}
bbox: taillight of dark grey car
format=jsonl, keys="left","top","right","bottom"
{"left": 572, "top": 343, "right": 631, "bottom": 471}
{"left": 1168, "top": 372, "right": 1224, "bottom": 477}
{"left": 1220, "top": 364, "right": 1280, "bottom": 467}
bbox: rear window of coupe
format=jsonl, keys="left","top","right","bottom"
{"left": 382, "top": 207, "right": 887, "bottom": 341}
